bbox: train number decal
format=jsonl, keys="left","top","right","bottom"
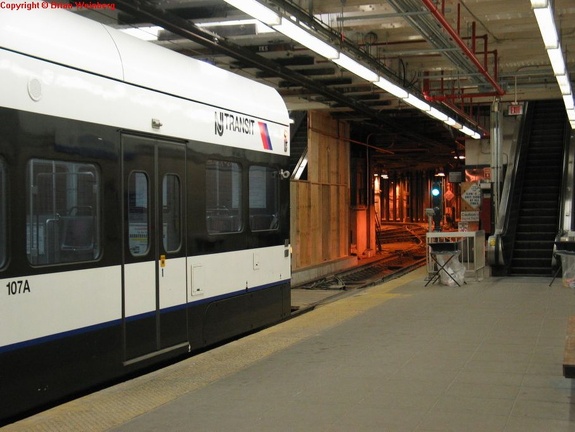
{"left": 6, "top": 280, "right": 31, "bottom": 295}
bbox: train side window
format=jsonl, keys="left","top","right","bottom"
{"left": 128, "top": 171, "right": 150, "bottom": 256}
{"left": 206, "top": 160, "right": 242, "bottom": 234}
{"left": 26, "top": 159, "right": 100, "bottom": 266}
{"left": 0, "top": 160, "right": 6, "bottom": 268}
{"left": 249, "top": 166, "right": 279, "bottom": 231}
{"left": 162, "top": 174, "right": 181, "bottom": 252}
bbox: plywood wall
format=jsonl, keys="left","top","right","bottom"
{"left": 291, "top": 111, "right": 350, "bottom": 271}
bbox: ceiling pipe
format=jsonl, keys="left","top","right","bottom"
{"left": 421, "top": 0, "right": 505, "bottom": 96}
{"left": 425, "top": 91, "right": 502, "bottom": 101}
{"left": 457, "top": 2, "right": 461, "bottom": 34}
{"left": 463, "top": 33, "right": 490, "bottom": 71}
{"left": 442, "top": 100, "right": 489, "bottom": 138}
{"left": 423, "top": 72, "right": 502, "bottom": 101}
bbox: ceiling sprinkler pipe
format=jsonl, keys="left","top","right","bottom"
{"left": 421, "top": 0, "right": 505, "bottom": 96}
{"left": 443, "top": 100, "right": 490, "bottom": 138}
{"left": 424, "top": 91, "right": 503, "bottom": 101}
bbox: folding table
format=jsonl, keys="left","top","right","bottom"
{"left": 425, "top": 241, "right": 463, "bottom": 287}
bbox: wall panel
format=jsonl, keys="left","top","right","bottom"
{"left": 291, "top": 111, "right": 350, "bottom": 272}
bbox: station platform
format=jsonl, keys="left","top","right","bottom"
{"left": 5, "top": 268, "right": 575, "bottom": 431}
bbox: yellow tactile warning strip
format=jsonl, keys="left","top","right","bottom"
{"left": 3, "top": 268, "right": 422, "bottom": 432}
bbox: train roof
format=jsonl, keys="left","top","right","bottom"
{"left": 0, "top": 8, "right": 289, "bottom": 126}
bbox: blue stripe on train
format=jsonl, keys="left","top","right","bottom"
{"left": 0, "top": 279, "right": 290, "bottom": 354}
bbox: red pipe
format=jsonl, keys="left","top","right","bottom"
{"left": 472, "top": 21, "right": 476, "bottom": 54}
{"left": 494, "top": 49, "right": 499, "bottom": 83}
{"left": 483, "top": 35, "right": 488, "bottom": 70}
{"left": 423, "top": 71, "right": 430, "bottom": 96}
{"left": 424, "top": 91, "right": 502, "bottom": 101}
{"left": 443, "top": 100, "right": 490, "bottom": 137}
{"left": 460, "top": 3, "right": 461, "bottom": 35}
{"left": 463, "top": 34, "right": 490, "bottom": 70}
{"left": 421, "top": 0, "right": 505, "bottom": 96}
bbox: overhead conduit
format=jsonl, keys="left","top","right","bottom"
{"left": 421, "top": 0, "right": 505, "bottom": 97}
{"left": 387, "top": 0, "right": 505, "bottom": 102}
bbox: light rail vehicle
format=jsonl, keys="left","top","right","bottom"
{"left": 0, "top": 8, "right": 291, "bottom": 423}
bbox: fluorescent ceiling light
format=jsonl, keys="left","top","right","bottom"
{"left": 197, "top": 18, "right": 275, "bottom": 34}
{"left": 223, "top": 0, "right": 485, "bottom": 134}
{"left": 556, "top": 74, "right": 572, "bottom": 94}
{"left": 333, "top": 54, "right": 379, "bottom": 82}
{"left": 567, "top": 109, "right": 575, "bottom": 121}
{"left": 533, "top": 7, "right": 559, "bottom": 48}
{"left": 402, "top": 94, "right": 430, "bottom": 111}
{"left": 196, "top": 19, "right": 259, "bottom": 27}
{"left": 531, "top": 0, "right": 574, "bottom": 129}
{"left": 274, "top": 18, "right": 339, "bottom": 59}
{"left": 428, "top": 107, "right": 449, "bottom": 122}
{"left": 547, "top": 46, "right": 567, "bottom": 76}
{"left": 374, "top": 77, "right": 408, "bottom": 98}
{"left": 293, "top": 155, "right": 308, "bottom": 180}
{"left": 445, "top": 118, "right": 463, "bottom": 129}
{"left": 460, "top": 126, "right": 481, "bottom": 139}
{"left": 119, "top": 26, "right": 162, "bottom": 41}
{"left": 563, "top": 93, "right": 575, "bottom": 111}
{"left": 223, "top": 0, "right": 280, "bottom": 26}
{"left": 255, "top": 22, "right": 276, "bottom": 34}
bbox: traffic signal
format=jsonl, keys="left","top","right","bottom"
{"left": 431, "top": 181, "right": 442, "bottom": 231}
{"left": 431, "top": 181, "right": 441, "bottom": 207}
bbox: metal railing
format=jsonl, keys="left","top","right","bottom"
{"left": 426, "top": 230, "right": 486, "bottom": 281}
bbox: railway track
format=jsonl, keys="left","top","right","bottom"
{"left": 294, "top": 223, "right": 428, "bottom": 293}
{"left": 294, "top": 247, "right": 426, "bottom": 295}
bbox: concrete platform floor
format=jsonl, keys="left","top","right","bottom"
{"left": 5, "top": 267, "right": 575, "bottom": 431}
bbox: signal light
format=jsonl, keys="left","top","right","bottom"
{"left": 431, "top": 181, "right": 442, "bottom": 231}
{"left": 431, "top": 182, "right": 442, "bottom": 206}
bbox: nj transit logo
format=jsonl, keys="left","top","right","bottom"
{"left": 215, "top": 111, "right": 272, "bottom": 150}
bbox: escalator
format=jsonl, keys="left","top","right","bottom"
{"left": 509, "top": 100, "right": 567, "bottom": 275}
{"left": 489, "top": 99, "right": 571, "bottom": 276}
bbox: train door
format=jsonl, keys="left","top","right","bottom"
{"left": 122, "top": 135, "right": 188, "bottom": 364}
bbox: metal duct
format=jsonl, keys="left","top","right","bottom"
{"left": 386, "top": 0, "right": 504, "bottom": 95}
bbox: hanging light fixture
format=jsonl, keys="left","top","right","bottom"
{"left": 224, "top": 0, "right": 281, "bottom": 25}
{"left": 223, "top": 0, "right": 483, "bottom": 137}
{"left": 274, "top": 18, "right": 339, "bottom": 59}
{"left": 333, "top": 53, "right": 379, "bottom": 82}
{"left": 530, "top": 0, "right": 575, "bottom": 129}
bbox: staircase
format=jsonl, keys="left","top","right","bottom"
{"left": 510, "top": 100, "right": 566, "bottom": 275}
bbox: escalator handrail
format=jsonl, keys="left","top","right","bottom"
{"left": 495, "top": 102, "right": 533, "bottom": 261}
